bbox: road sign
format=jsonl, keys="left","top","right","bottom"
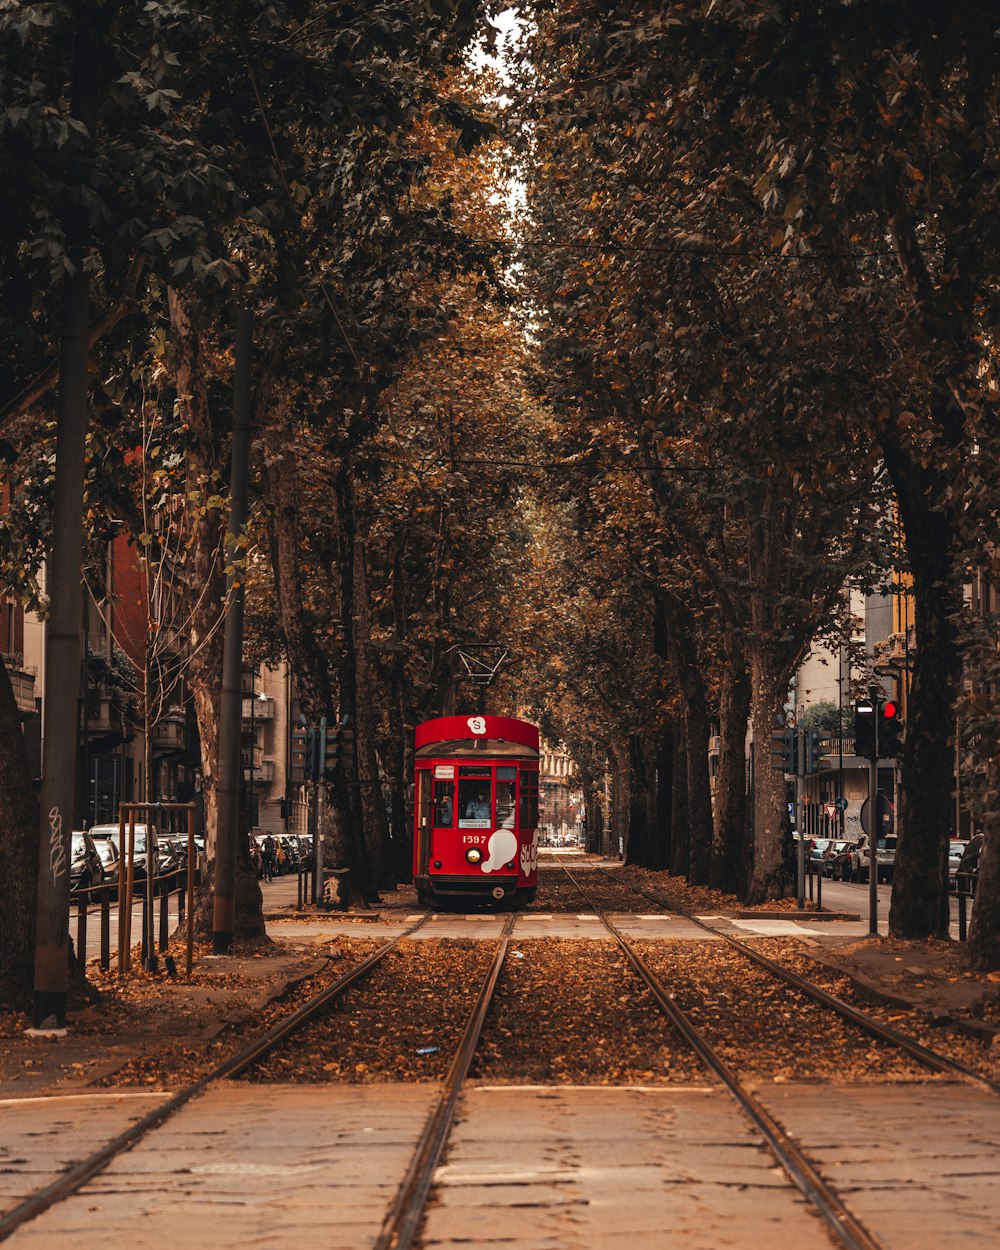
{"left": 860, "top": 794, "right": 894, "bottom": 836}
{"left": 825, "top": 802, "right": 837, "bottom": 818}
{"left": 835, "top": 797, "right": 848, "bottom": 811}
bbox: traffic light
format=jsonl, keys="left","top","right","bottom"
{"left": 290, "top": 725, "right": 308, "bottom": 783}
{"left": 854, "top": 699, "right": 876, "bottom": 760}
{"left": 879, "top": 700, "right": 904, "bottom": 758}
{"left": 323, "top": 718, "right": 355, "bottom": 779}
{"left": 805, "top": 728, "right": 821, "bottom": 774}
{"left": 770, "top": 727, "right": 796, "bottom": 774}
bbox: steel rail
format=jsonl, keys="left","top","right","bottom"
{"left": 564, "top": 868, "right": 885, "bottom": 1250}
{"left": 593, "top": 865, "right": 1000, "bottom": 1096}
{"left": 374, "top": 913, "right": 515, "bottom": 1250}
{"left": 0, "top": 915, "right": 430, "bottom": 1243}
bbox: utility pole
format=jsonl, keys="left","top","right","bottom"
{"left": 213, "top": 305, "right": 252, "bottom": 955}
{"left": 868, "top": 681, "right": 880, "bottom": 936}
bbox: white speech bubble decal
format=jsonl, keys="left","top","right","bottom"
{"left": 467, "top": 716, "right": 486, "bottom": 735}
{"left": 481, "top": 828, "right": 518, "bottom": 874}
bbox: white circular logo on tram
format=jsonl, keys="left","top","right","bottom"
{"left": 481, "top": 828, "right": 518, "bottom": 874}
{"left": 467, "top": 716, "right": 487, "bottom": 735}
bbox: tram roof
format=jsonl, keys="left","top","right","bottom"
{"left": 415, "top": 714, "right": 540, "bottom": 758}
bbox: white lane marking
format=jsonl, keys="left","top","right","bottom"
{"left": 472, "top": 1084, "right": 715, "bottom": 1093}
{"left": 0, "top": 1092, "right": 170, "bottom": 1108}
{"left": 730, "top": 919, "right": 829, "bottom": 936}
{"left": 575, "top": 914, "right": 599, "bottom": 920}
{"left": 520, "top": 915, "right": 553, "bottom": 921}
{"left": 189, "top": 1162, "right": 326, "bottom": 1177}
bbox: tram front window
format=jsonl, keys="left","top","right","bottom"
{"left": 434, "top": 780, "right": 454, "bottom": 827}
{"left": 459, "top": 780, "right": 491, "bottom": 827}
{"left": 496, "top": 767, "right": 516, "bottom": 828}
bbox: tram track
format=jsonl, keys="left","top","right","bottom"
{"left": 0, "top": 916, "right": 430, "bottom": 1243}
{"left": 592, "top": 864, "right": 1000, "bottom": 1095}
{"left": 561, "top": 866, "right": 899, "bottom": 1250}
{"left": 373, "top": 914, "right": 514, "bottom": 1250}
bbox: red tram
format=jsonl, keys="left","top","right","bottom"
{"left": 413, "top": 714, "right": 539, "bottom": 908}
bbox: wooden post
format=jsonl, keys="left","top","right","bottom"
{"left": 100, "top": 885, "right": 110, "bottom": 971}
{"left": 76, "top": 893, "right": 88, "bottom": 969}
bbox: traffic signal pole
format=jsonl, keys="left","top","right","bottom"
{"left": 868, "top": 682, "right": 880, "bottom": 937}
{"left": 796, "top": 732, "right": 806, "bottom": 910}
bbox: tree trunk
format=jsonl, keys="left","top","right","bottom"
{"left": 670, "top": 717, "right": 689, "bottom": 878}
{"left": 684, "top": 696, "right": 713, "bottom": 886}
{"left": 660, "top": 592, "right": 712, "bottom": 883}
{"left": 352, "top": 529, "right": 393, "bottom": 888}
{"left": 166, "top": 289, "right": 261, "bottom": 941}
{"left": 652, "top": 726, "right": 674, "bottom": 870}
{"left": 0, "top": 661, "right": 40, "bottom": 1008}
{"left": 625, "top": 734, "right": 650, "bottom": 866}
{"left": 746, "top": 647, "right": 794, "bottom": 903}
{"left": 330, "top": 469, "right": 377, "bottom": 899}
{"left": 712, "top": 635, "right": 751, "bottom": 893}
{"left": 968, "top": 819, "right": 999, "bottom": 968}
{"left": 882, "top": 432, "right": 962, "bottom": 939}
{"left": 610, "top": 743, "right": 629, "bottom": 860}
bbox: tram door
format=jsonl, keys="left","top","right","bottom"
{"left": 416, "top": 769, "right": 433, "bottom": 875}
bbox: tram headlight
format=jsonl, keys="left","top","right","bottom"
{"left": 466, "top": 847, "right": 482, "bottom": 864}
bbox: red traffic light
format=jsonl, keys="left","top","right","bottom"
{"left": 882, "top": 701, "right": 898, "bottom": 718}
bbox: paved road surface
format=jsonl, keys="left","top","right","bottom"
{"left": 3, "top": 1082, "right": 998, "bottom": 1248}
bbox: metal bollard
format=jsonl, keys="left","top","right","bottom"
{"left": 958, "top": 889, "right": 968, "bottom": 942}
{"left": 100, "top": 887, "right": 111, "bottom": 971}
{"left": 76, "top": 892, "right": 88, "bottom": 965}
{"left": 159, "top": 879, "right": 170, "bottom": 952}
{"left": 816, "top": 867, "right": 822, "bottom": 911}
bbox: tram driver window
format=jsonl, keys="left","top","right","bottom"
{"left": 459, "top": 780, "right": 491, "bottom": 827}
{"left": 434, "top": 780, "right": 454, "bottom": 827}
{"left": 496, "top": 767, "right": 516, "bottom": 828}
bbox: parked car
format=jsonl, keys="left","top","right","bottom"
{"left": 830, "top": 840, "right": 860, "bottom": 881}
{"left": 94, "top": 836, "right": 121, "bottom": 887}
{"left": 822, "top": 840, "right": 852, "bottom": 877}
{"left": 948, "top": 839, "right": 965, "bottom": 886}
{"left": 872, "top": 835, "right": 898, "bottom": 883}
{"left": 88, "top": 823, "right": 179, "bottom": 891}
{"left": 838, "top": 832, "right": 897, "bottom": 883}
{"left": 70, "top": 830, "right": 105, "bottom": 895}
{"left": 807, "top": 838, "right": 832, "bottom": 872}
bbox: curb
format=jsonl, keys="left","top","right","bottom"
{"left": 730, "top": 910, "right": 862, "bottom": 922}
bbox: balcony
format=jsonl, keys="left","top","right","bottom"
{"left": 243, "top": 757, "right": 275, "bottom": 785}
{"left": 242, "top": 696, "right": 274, "bottom": 721}
{"left": 2, "top": 654, "right": 37, "bottom": 715}
{"left": 152, "top": 707, "right": 186, "bottom": 751}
